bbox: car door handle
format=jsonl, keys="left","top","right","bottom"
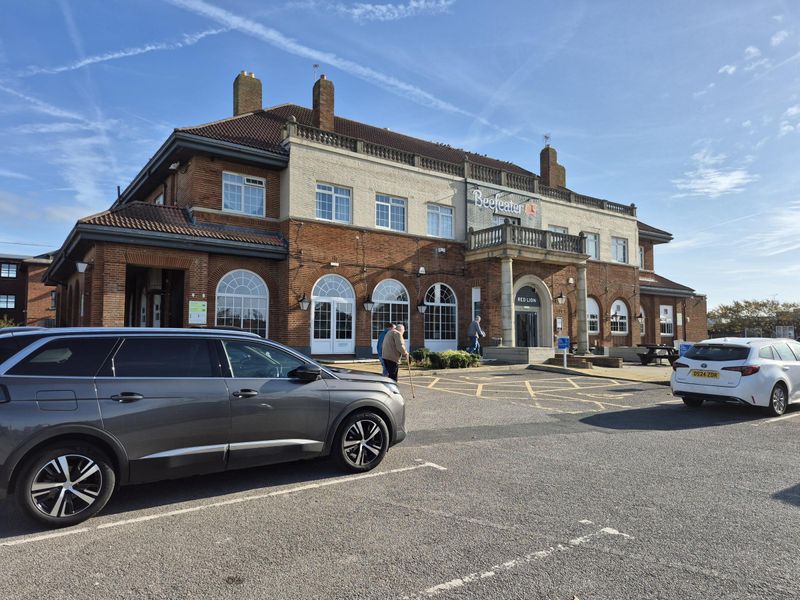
{"left": 232, "top": 389, "right": 259, "bottom": 399}
{"left": 782, "top": 366, "right": 790, "bottom": 371}
{"left": 110, "top": 393, "right": 143, "bottom": 403}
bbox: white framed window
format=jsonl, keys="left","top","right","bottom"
{"left": 0, "top": 295, "right": 15, "bottom": 309}
{"left": 548, "top": 225, "right": 568, "bottom": 234}
{"left": 215, "top": 270, "right": 269, "bottom": 337}
{"left": 427, "top": 204, "right": 454, "bottom": 238}
{"left": 1, "top": 263, "right": 17, "bottom": 278}
{"left": 639, "top": 246, "right": 645, "bottom": 269}
{"left": 376, "top": 194, "right": 406, "bottom": 232}
{"left": 370, "top": 279, "right": 410, "bottom": 345}
{"left": 639, "top": 309, "right": 646, "bottom": 337}
{"left": 610, "top": 299, "right": 628, "bottom": 334}
{"left": 492, "top": 214, "right": 520, "bottom": 226}
{"left": 583, "top": 232, "right": 599, "bottom": 260}
{"left": 424, "top": 283, "right": 457, "bottom": 350}
{"left": 612, "top": 237, "right": 628, "bottom": 263}
{"left": 660, "top": 305, "right": 674, "bottom": 337}
{"left": 471, "top": 287, "right": 481, "bottom": 321}
{"left": 223, "top": 172, "right": 265, "bottom": 217}
{"left": 154, "top": 193, "right": 164, "bottom": 206}
{"left": 316, "top": 183, "right": 351, "bottom": 223}
{"left": 587, "top": 297, "right": 600, "bottom": 335}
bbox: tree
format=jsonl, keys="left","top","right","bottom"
{"left": 708, "top": 299, "right": 800, "bottom": 338}
{"left": 0, "top": 315, "right": 18, "bottom": 328}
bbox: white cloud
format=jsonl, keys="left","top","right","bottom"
{"left": 771, "top": 30, "right": 789, "bottom": 47}
{"left": 19, "top": 28, "right": 227, "bottom": 76}
{"left": 718, "top": 64, "right": 736, "bottom": 75}
{"left": 167, "top": 0, "right": 528, "bottom": 141}
{"left": 0, "top": 82, "right": 86, "bottom": 121}
{"left": 744, "top": 200, "right": 800, "bottom": 256}
{"left": 335, "top": 0, "right": 455, "bottom": 22}
{"left": 778, "top": 121, "right": 795, "bottom": 136}
{"left": 741, "top": 120, "right": 752, "bottom": 128}
{"left": 672, "top": 146, "right": 759, "bottom": 198}
{"left": 0, "top": 169, "right": 30, "bottom": 180}
{"left": 692, "top": 82, "right": 715, "bottom": 98}
{"left": 744, "top": 46, "right": 761, "bottom": 59}
{"left": 784, "top": 104, "right": 800, "bottom": 118}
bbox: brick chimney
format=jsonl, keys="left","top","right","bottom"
{"left": 233, "top": 71, "right": 262, "bottom": 116}
{"left": 312, "top": 74, "right": 334, "bottom": 131}
{"left": 540, "top": 144, "right": 566, "bottom": 188}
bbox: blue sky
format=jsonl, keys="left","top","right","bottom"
{"left": 1, "top": 0, "right": 798, "bottom": 308}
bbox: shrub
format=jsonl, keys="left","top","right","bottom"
{"left": 428, "top": 350, "right": 481, "bottom": 369}
{"left": 411, "top": 347, "right": 431, "bottom": 363}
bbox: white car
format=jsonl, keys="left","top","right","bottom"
{"left": 671, "top": 337, "right": 800, "bottom": 417}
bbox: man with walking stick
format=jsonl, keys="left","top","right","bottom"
{"left": 381, "top": 323, "right": 408, "bottom": 383}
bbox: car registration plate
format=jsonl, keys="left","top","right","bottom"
{"left": 690, "top": 370, "right": 719, "bottom": 379}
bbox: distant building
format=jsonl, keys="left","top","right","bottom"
{"left": 0, "top": 252, "right": 56, "bottom": 327}
{"left": 44, "top": 71, "right": 707, "bottom": 359}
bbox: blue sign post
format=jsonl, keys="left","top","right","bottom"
{"left": 557, "top": 336, "right": 570, "bottom": 368}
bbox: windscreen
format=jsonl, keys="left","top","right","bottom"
{"left": 684, "top": 344, "right": 750, "bottom": 362}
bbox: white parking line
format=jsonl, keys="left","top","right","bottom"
{"left": 0, "top": 461, "right": 447, "bottom": 547}
{"left": 400, "top": 524, "right": 632, "bottom": 598}
{"left": 753, "top": 412, "right": 800, "bottom": 426}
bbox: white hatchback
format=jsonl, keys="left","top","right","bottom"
{"left": 671, "top": 337, "right": 800, "bottom": 416}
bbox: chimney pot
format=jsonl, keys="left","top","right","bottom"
{"left": 233, "top": 71, "right": 263, "bottom": 116}
{"left": 540, "top": 144, "right": 567, "bottom": 188}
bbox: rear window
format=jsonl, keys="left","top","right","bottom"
{"left": 111, "top": 337, "right": 216, "bottom": 378}
{"left": 684, "top": 345, "right": 750, "bottom": 362}
{"left": 758, "top": 346, "right": 775, "bottom": 360}
{"left": 8, "top": 337, "right": 118, "bottom": 377}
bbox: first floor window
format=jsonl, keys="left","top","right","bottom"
{"left": 548, "top": 225, "right": 568, "bottom": 234}
{"left": 316, "top": 183, "right": 351, "bottom": 223}
{"left": 587, "top": 297, "right": 600, "bottom": 335}
{"left": 660, "top": 305, "right": 674, "bottom": 336}
{"left": 427, "top": 204, "right": 454, "bottom": 238}
{"left": 612, "top": 237, "right": 628, "bottom": 263}
{"left": 376, "top": 194, "right": 406, "bottom": 232}
{"left": 639, "top": 246, "right": 645, "bottom": 269}
{"left": 492, "top": 214, "right": 520, "bottom": 226}
{"left": 610, "top": 299, "right": 628, "bottom": 334}
{"left": 583, "top": 232, "right": 599, "bottom": 259}
{"left": 0, "top": 295, "right": 15, "bottom": 309}
{"left": 215, "top": 270, "right": 269, "bottom": 337}
{"left": 223, "top": 172, "right": 265, "bottom": 217}
{"left": 1, "top": 263, "right": 17, "bottom": 278}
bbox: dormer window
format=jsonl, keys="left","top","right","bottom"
{"left": 223, "top": 172, "right": 265, "bottom": 217}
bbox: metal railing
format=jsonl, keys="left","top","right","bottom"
{"left": 468, "top": 223, "right": 586, "bottom": 254}
{"left": 288, "top": 122, "right": 636, "bottom": 217}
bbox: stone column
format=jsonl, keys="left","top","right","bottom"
{"left": 576, "top": 263, "right": 589, "bottom": 354}
{"left": 500, "top": 257, "right": 514, "bottom": 346}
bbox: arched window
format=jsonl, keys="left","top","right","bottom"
{"left": 587, "top": 297, "right": 600, "bottom": 335}
{"left": 311, "top": 274, "right": 355, "bottom": 354}
{"left": 215, "top": 270, "right": 269, "bottom": 337}
{"left": 424, "top": 283, "right": 457, "bottom": 351}
{"left": 610, "top": 299, "right": 629, "bottom": 335}
{"left": 371, "top": 279, "right": 409, "bottom": 345}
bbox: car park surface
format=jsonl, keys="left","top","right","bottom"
{"left": 1, "top": 368, "right": 797, "bottom": 599}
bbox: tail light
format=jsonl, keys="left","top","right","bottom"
{"left": 722, "top": 365, "right": 760, "bottom": 376}
{"left": 672, "top": 361, "right": 688, "bottom": 372}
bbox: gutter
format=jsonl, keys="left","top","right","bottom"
{"left": 640, "top": 285, "right": 696, "bottom": 298}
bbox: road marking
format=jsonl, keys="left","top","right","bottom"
{"left": 400, "top": 525, "right": 632, "bottom": 598}
{"left": 753, "top": 412, "right": 800, "bottom": 426}
{"left": 426, "top": 378, "right": 440, "bottom": 388}
{"left": 476, "top": 384, "right": 483, "bottom": 397}
{"left": 565, "top": 378, "right": 581, "bottom": 389}
{"left": 0, "top": 461, "right": 447, "bottom": 547}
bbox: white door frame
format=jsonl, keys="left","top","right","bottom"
{"left": 310, "top": 275, "right": 356, "bottom": 355}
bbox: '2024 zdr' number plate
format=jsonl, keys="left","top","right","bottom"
{"left": 690, "top": 370, "right": 719, "bottom": 378}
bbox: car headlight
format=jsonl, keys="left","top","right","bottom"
{"left": 385, "top": 383, "right": 400, "bottom": 395}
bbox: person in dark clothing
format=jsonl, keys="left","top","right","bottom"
{"left": 467, "top": 316, "right": 486, "bottom": 354}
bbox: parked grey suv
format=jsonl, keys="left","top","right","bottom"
{"left": 0, "top": 328, "right": 406, "bottom": 528}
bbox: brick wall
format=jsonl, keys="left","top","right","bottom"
{"left": 25, "top": 264, "right": 55, "bottom": 326}
{"left": 641, "top": 293, "right": 709, "bottom": 344}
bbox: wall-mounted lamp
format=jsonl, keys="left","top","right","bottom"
{"left": 168, "top": 161, "right": 181, "bottom": 171}
{"left": 636, "top": 315, "right": 644, "bottom": 324}
{"left": 329, "top": 262, "right": 339, "bottom": 267}
{"left": 417, "top": 302, "right": 428, "bottom": 314}
{"left": 417, "top": 266, "right": 426, "bottom": 277}
{"left": 555, "top": 291, "right": 566, "bottom": 305}
{"left": 75, "top": 261, "right": 89, "bottom": 274}
{"left": 363, "top": 299, "right": 375, "bottom": 312}
{"left": 298, "top": 294, "right": 311, "bottom": 311}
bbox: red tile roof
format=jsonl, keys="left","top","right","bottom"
{"left": 639, "top": 272, "right": 694, "bottom": 293}
{"left": 80, "top": 202, "right": 286, "bottom": 248}
{"left": 179, "top": 104, "right": 533, "bottom": 177}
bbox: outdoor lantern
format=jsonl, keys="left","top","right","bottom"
{"left": 75, "top": 261, "right": 89, "bottom": 273}
{"left": 298, "top": 294, "right": 311, "bottom": 311}
{"left": 636, "top": 314, "right": 645, "bottom": 324}
{"left": 363, "top": 299, "right": 375, "bottom": 312}
{"left": 555, "top": 291, "right": 566, "bottom": 305}
{"left": 416, "top": 302, "right": 428, "bottom": 314}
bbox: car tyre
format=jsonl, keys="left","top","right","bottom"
{"left": 682, "top": 396, "right": 704, "bottom": 408}
{"left": 764, "top": 383, "right": 788, "bottom": 417}
{"left": 334, "top": 411, "right": 390, "bottom": 473}
{"left": 16, "top": 443, "right": 116, "bottom": 528}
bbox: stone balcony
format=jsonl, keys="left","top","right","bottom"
{"left": 466, "top": 223, "right": 589, "bottom": 265}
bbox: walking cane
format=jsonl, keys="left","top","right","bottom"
{"left": 406, "top": 356, "right": 416, "bottom": 398}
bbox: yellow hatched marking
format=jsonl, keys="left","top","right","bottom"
{"left": 476, "top": 384, "right": 483, "bottom": 397}
{"left": 426, "top": 378, "right": 440, "bottom": 388}
{"left": 565, "top": 378, "right": 581, "bottom": 389}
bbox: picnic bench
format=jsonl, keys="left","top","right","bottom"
{"left": 636, "top": 344, "right": 678, "bottom": 366}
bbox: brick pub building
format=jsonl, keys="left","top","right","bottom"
{"left": 0, "top": 252, "right": 56, "bottom": 327}
{"left": 45, "top": 71, "right": 707, "bottom": 360}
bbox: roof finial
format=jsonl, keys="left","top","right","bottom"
{"left": 543, "top": 133, "right": 551, "bottom": 147}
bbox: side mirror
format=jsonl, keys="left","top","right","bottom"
{"left": 288, "top": 364, "right": 322, "bottom": 382}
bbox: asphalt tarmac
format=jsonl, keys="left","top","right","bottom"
{"left": 1, "top": 370, "right": 798, "bottom": 599}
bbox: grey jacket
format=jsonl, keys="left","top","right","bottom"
{"left": 381, "top": 329, "right": 407, "bottom": 362}
{"left": 467, "top": 320, "right": 485, "bottom": 337}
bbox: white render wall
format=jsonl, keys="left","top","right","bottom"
{"left": 283, "top": 139, "right": 467, "bottom": 240}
